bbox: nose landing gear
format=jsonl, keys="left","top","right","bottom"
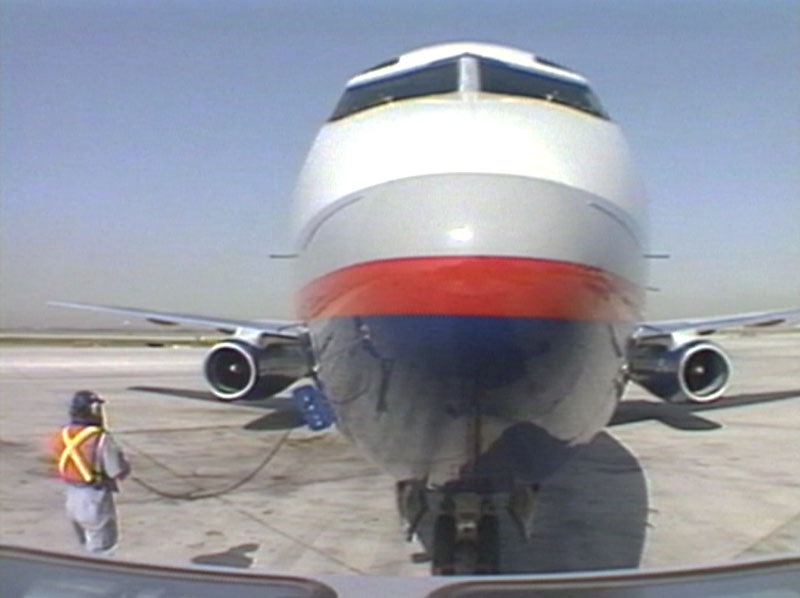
{"left": 397, "top": 482, "right": 537, "bottom": 575}
{"left": 431, "top": 494, "right": 500, "bottom": 575}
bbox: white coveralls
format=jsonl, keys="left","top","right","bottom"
{"left": 64, "top": 433, "right": 130, "bottom": 554}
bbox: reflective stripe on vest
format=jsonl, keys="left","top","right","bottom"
{"left": 58, "top": 426, "right": 102, "bottom": 484}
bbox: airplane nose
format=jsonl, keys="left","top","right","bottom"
{"left": 296, "top": 173, "right": 642, "bottom": 486}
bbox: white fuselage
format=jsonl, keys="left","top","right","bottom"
{"left": 293, "top": 96, "right": 646, "bottom": 288}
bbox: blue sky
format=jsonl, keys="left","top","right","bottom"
{"left": 1, "top": 0, "right": 798, "bottom": 328}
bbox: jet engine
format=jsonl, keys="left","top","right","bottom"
{"left": 203, "top": 339, "right": 309, "bottom": 401}
{"left": 627, "top": 339, "right": 732, "bottom": 403}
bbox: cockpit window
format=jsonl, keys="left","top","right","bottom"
{"left": 329, "top": 59, "right": 459, "bottom": 121}
{"left": 479, "top": 58, "right": 609, "bottom": 119}
{"left": 329, "top": 55, "right": 609, "bottom": 122}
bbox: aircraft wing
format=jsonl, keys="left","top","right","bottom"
{"left": 635, "top": 308, "right": 800, "bottom": 339}
{"left": 48, "top": 301, "right": 305, "bottom": 339}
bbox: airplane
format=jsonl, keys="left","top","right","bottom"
{"left": 51, "top": 42, "right": 799, "bottom": 575}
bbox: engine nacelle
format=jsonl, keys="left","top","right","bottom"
{"left": 627, "top": 339, "right": 732, "bottom": 403}
{"left": 203, "top": 339, "right": 309, "bottom": 401}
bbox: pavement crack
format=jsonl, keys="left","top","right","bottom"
{"left": 218, "top": 501, "right": 367, "bottom": 575}
{"left": 736, "top": 511, "right": 800, "bottom": 558}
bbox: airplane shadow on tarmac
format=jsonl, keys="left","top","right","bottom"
{"left": 410, "top": 388, "right": 800, "bottom": 573}
{"left": 410, "top": 431, "right": 649, "bottom": 574}
{"left": 611, "top": 389, "right": 800, "bottom": 430}
{"left": 130, "top": 385, "right": 800, "bottom": 435}
{"left": 508, "top": 432, "right": 648, "bottom": 573}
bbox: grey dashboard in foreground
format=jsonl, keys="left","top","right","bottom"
{"left": 1, "top": 545, "right": 798, "bottom": 597}
{"left": 0, "top": 544, "right": 335, "bottom": 598}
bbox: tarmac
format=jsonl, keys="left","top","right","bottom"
{"left": 1, "top": 331, "right": 798, "bottom": 579}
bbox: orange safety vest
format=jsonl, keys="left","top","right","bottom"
{"left": 54, "top": 425, "right": 104, "bottom": 484}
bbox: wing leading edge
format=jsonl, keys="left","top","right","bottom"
{"left": 635, "top": 308, "right": 800, "bottom": 339}
{"left": 51, "top": 302, "right": 799, "bottom": 341}
{"left": 48, "top": 301, "right": 305, "bottom": 339}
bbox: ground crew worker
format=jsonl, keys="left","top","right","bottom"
{"left": 52, "top": 390, "right": 130, "bottom": 555}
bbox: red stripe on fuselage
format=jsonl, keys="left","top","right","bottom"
{"left": 297, "top": 257, "right": 642, "bottom": 322}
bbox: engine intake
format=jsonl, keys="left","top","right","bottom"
{"left": 204, "top": 339, "right": 308, "bottom": 401}
{"left": 628, "top": 339, "right": 732, "bottom": 403}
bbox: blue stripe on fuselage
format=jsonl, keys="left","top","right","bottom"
{"left": 309, "top": 314, "right": 624, "bottom": 489}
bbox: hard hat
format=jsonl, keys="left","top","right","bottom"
{"left": 69, "top": 390, "right": 105, "bottom": 419}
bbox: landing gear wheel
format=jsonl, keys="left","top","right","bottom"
{"left": 431, "top": 515, "right": 456, "bottom": 575}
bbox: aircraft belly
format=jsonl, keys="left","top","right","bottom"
{"left": 310, "top": 314, "right": 629, "bottom": 489}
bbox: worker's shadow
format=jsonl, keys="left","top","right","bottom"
{"left": 413, "top": 430, "right": 648, "bottom": 574}
{"left": 191, "top": 543, "right": 260, "bottom": 568}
